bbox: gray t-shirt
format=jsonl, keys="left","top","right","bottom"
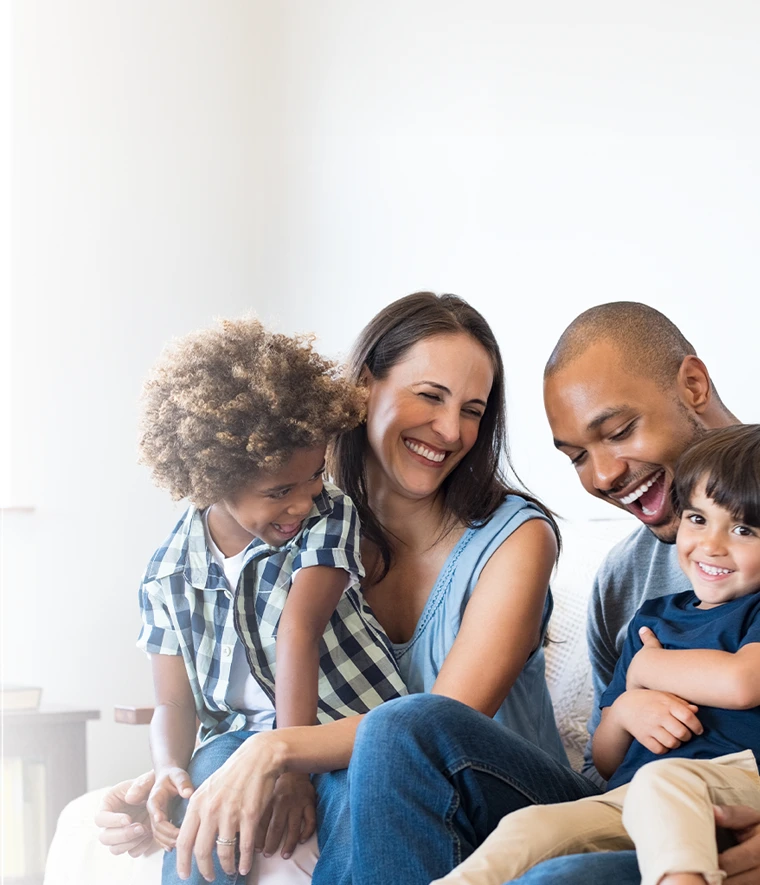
{"left": 582, "top": 525, "right": 691, "bottom": 786}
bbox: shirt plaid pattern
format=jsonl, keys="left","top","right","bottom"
{"left": 137, "top": 481, "right": 406, "bottom": 745}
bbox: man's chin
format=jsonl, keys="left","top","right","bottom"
{"left": 642, "top": 517, "right": 679, "bottom": 545}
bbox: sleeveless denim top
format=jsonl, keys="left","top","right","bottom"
{"left": 391, "top": 494, "right": 568, "bottom": 765}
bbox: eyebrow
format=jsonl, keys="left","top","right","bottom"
{"left": 260, "top": 462, "right": 326, "bottom": 494}
{"left": 553, "top": 406, "right": 631, "bottom": 450}
{"left": 416, "top": 381, "right": 488, "bottom": 408}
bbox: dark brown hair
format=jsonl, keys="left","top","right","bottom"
{"left": 139, "top": 316, "right": 365, "bottom": 507}
{"left": 674, "top": 424, "right": 760, "bottom": 526}
{"left": 328, "top": 292, "right": 558, "bottom": 582}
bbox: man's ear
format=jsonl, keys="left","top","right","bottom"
{"left": 677, "top": 355, "right": 711, "bottom": 414}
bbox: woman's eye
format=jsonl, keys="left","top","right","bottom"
{"left": 419, "top": 392, "right": 441, "bottom": 402}
{"left": 463, "top": 408, "right": 484, "bottom": 419}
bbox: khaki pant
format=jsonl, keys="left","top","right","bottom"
{"left": 432, "top": 751, "right": 760, "bottom": 885}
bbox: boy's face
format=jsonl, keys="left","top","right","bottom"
{"left": 221, "top": 446, "right": 327, "bottom": 547}
{"left": 677, "top": 480, "right": 760, "bottom": 609}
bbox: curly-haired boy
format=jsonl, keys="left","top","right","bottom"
{"left": 136, "top": 317, "right": 406, "bottom": 884}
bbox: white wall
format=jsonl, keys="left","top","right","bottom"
{"left": 4, "top": 0, "right": 760, "bottom": 789}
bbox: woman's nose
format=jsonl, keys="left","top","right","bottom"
{"left": 431, "top": 407, "right": 461, "bottom": 444}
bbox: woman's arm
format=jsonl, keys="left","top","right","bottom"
{"left": 431, "top": 517, "right": 557, "bottom": 716}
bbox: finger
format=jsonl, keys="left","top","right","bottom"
{"left": 299, "top": 804, "right": 317, "bottom": 843}
{"left": 147, "top": 784, "right": 173, "bottom": 823}
{"left": 154, "top": 819, "right": 180, "bottom": 848}
{"left": 662, "top": 718, "right": 694, "bottom": 743}
{"left": 170, "top": 769, "right": 195, "bottom": 801}
{"left": 127, "top": 834, "right": 156, "bottom": 858}
{"left": 94, "top": 809, "right": 134, "bottom": 828}
{"left": 193, "top": 815, "right": 222, "bottom": 883}
{"left": 254, "top": 806, "right": 273, "bottom": 853}
{"left": 638, "top": 626, "right": 662, "bottom": 648}
{"left": 641, "top": 733, "right": 670, "bottom": 755}
{"left": 175, "top": 805, "right": 202, "bottom": 880}
{"left": 215, "top": 811, "right": 240, "bottom": 877}
{"left": 264, "top": 804, "right": 288, "bottom": 857}
{"left": 652, "top": 726, "right": 681, "bottom": 751}
{"left": 98, "top": 822, "right": 148, "bottom": 849}
{"left": 108, "top": 834, "right": 150, "bottom": 856}
{"left": 238, "top": 812, "right": 258, "bottom": 877}
{"left": 125, "top": 771, "right": 156, "bottom": 805}
{"left": 671, "top": 705, "right": 704, "bottom": 735}
{"left": 280, "top": 810, "right": 303, "bottom": 859}
{"left": 715, "top": 805, "right": 760, "bottom": 833}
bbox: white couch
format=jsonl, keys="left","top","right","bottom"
{"left": 43, "top": 517, "right": 635, "bottom": 885}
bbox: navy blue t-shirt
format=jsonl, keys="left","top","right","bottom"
{"left": 601, "top": 590, "right": 760, "bottom": 790}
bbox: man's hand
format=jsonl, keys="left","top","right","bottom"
{"left": 612, "top": 688, "right": 703, "bottom": 755}
{"left": 255, "top": 772, "right": 317, "bottom": 860}
{"left": 94, "top": 772, "right": 159, "bottom": 857}
{"left": 626, "top": 627, "right": 664, "bottom": 690}
{"left": 716, "top": 804, "right": 760, "bottom": 884}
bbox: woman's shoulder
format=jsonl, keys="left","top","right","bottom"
{"left": 473, "top": 493, "right": 550, "bottom": 533}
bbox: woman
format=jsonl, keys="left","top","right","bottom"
{"left": 95, "top": 293, "right": 595, "bottom": 884}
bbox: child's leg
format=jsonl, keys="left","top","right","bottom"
{"left": 622, "top": 750, "right": 760, "bottom": 885}
{"left": 162, "top": 730, "right": 253, "bottom": 885}
{"left": 430, "top": 788, "right": 633, "bottom": 885}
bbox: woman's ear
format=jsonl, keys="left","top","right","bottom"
{"left": 677, "top": 355, "right": 711, "bottom": 414}
{"left": 358, "top": 365, "right": 373, "bottom": 388}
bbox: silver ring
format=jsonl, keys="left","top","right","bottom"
{"left": 215, "top": 836, "right": 237, "bottom": 846}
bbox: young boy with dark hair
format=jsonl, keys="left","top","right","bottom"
{"left": 136, "top": 317, "right": 406, "bottom": 884}
{"left": 435, "top": 424, "right": 760, "bottom": 885}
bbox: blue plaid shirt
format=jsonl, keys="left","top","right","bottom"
{"left": 137, "top": 482, "right": 406, "bottom": 745}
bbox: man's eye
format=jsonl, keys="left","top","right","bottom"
{"left": 569, "top": 452, "right": 587, "bottom": 467}
{"left": 610, "top": 421, "right": 636, "bottom": 442}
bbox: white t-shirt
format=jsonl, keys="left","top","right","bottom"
{"left": 202, "top": 510, "right": 276, "bottom": 732}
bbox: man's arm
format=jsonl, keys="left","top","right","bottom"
{"left": 627, "top": 631, "right": 760, "bottom": 709}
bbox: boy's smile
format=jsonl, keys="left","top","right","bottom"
{"left": 677, "top": 480, "right": 760, "bottom": 609}
{"left": 208, "top": 446, "right": 327, "bottom": 555}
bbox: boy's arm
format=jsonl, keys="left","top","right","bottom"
{"left": 627, "top": 630, "right": 760, "bottom": 709}
{"left": 275, "top": 565, "right": 347, "bottom": 727}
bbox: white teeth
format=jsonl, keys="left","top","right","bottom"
{"left": 620, "top": 470, "right": 664, "bottom": 506}
{"left": 697, "top": 562, "right": 733, "bottom": 576}
{"left": 404, "top": 439, "right": 446, "bottom": 463}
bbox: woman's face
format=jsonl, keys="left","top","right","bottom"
{"left": 364, "top": 332, "right": 495, "bottom": 502}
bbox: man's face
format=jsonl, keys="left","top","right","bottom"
{"left": 544, "top": 340, "right": 705, "bottom": 543}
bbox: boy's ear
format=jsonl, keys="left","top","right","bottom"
{"left": 677, "top": 355, "right": 711, "bottom": 414}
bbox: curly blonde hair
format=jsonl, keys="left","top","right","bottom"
{"left": 139, "top": 317, "right": 366, "bottom": 506}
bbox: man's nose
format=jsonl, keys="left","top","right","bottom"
{"left": 590, "top": 450, "right": 628, "bottom": 493}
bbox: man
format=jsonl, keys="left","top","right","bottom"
{"left": 98, "top": 303, "right": 760, "bottom": 884}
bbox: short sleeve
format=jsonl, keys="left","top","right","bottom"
{"left": 291, "top": 492, "right": 364, "bottom": 585}
{"left": 136, "top": 577, "right": 181, "bottom": 656}
{"left": 739, "top": 596, "right": 760, "bottom": 648}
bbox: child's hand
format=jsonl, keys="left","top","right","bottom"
{"left": 147, "top": 766, "right": 194, "bottom": 851}
{"left": 612, "top": 688, "right": 703, "bottom": 755}
{"left": 255, "top": 771, "right": 316, "bottom": 860}
{"left": 625, "top": 626, "right": 664, "bottom": 690}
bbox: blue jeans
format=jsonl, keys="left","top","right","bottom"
{"left": 512, "top": 851, "right": 641, "bottom": 884}
{"left": 313, "top": 694, "right": 600, "bottom": 885}
{"left": 162, "top": 730, "right": 254, "bottom": 885}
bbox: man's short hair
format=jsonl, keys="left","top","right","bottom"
{"left": 544, "top": 301, "right": 696, "bottom": 389}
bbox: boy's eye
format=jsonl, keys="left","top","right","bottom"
{"left": 268, "top": 488, "right": 290, "bottom": 500}
{"left": 685, "top": 512, "right": 705, "bottom": 525}
{"left": 310, "top": 468, "right": 325, "bottom": 482}
{"left": 733, "top": 525, "right": 757, "bottom": 537}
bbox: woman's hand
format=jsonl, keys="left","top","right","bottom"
{"left": 612, "top": 688, "right": 703, "bottom": 755}
{"left": 94, "top": 773, "right": 160, "bottom": 857}
{"left": 256, "top": 772, "right": 316, "bottom": 859}
{"left": 174, "top": 731, "right": 288, "bottom": 880}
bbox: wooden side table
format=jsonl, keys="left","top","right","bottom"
{"left": 3, "top": 707, "right": 100, "bottom": 885}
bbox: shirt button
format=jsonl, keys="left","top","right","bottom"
{"left": 222, "top": 645, "right": 233, "bottom": 658}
